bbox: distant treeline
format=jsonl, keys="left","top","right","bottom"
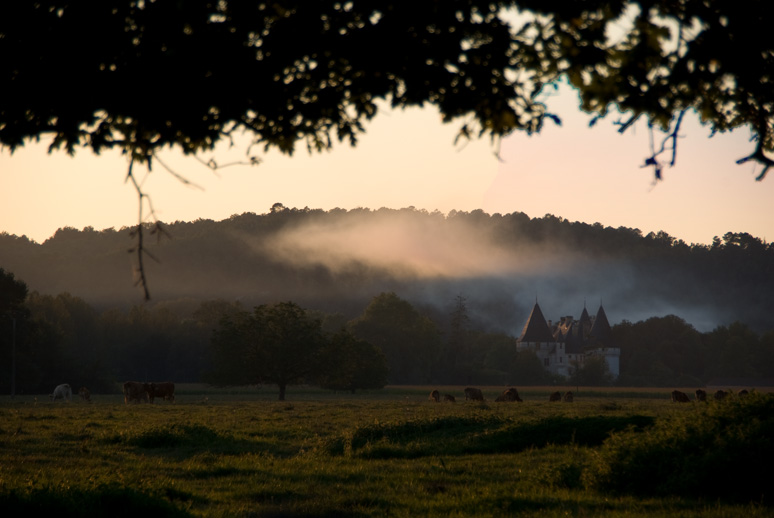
{"left": 1, "top": 206, "right": 772, "bottom": 330}
{"left": 1, "top": 207, "right": 773, "bottom": 392}
{"left": 0, "top": 282, "right": 772, "bottom": 395}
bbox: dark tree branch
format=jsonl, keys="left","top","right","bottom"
{"left": 640, "top": 110, "right": 687, "bottom": 181}
{"left": 615, "top": 113, "right": 642, "bottom": 135}
{"left": 124, "top": 156, "right": 153, "bottom": 301}
{"left": 123, "top": 147, "right": 260, "bottom": 300}
{"left": 736, "top": 141, "right": 774, "bottom": 181}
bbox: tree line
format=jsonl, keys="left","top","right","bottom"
{"left": 1, "top": 207, "right": 773, "bottom": 333}
{"left": 2, "top": 267, "right": 772, "bottom": 398}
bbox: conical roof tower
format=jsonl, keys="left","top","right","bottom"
{"left": 589, "top": 305, "right": 613, "bottom": 346}
{"left": 517, "top": 302, "right": 554, "bottom": 343}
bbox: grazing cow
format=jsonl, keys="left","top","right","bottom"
{"left": 78, "top": 386, "right": 91, "bottom": 402}
{"left": 738, "top": 389, "right": 749, "bottom": 397}
{"left": 464, "top": 387, "right": 484, "bottom": 401}
{"left": 123, "top": 381, "right": 150, "bottom": 404}
{"left": 495, "top": 387, "right": 523, "bottom": 402}
{"left": 429, "top": 389, "right": 440, "bottom": 402}
{"left": 714, "top": 389, "right": 728, "bottom": 401}
{"left": 50, "top": 383, "right": 72, "bottom": 402}
{"left": 695, "top": 389, "right": 707, "bottom": 402}
{"left": 563, "top": 391, "right": 574, "bottom": 402}
{"left": 549, "top": 391, "right": 562, "bottom": 402}
{"left": 671, "top": 390, "right": 691, "bottom": 403}
{"left": 443, "top": 394, "right": 456, "bottom": 402}
{"left": 148, "top": 382, "right": 175, "bottom": 403}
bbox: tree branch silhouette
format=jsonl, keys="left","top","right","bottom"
{"left": 736, "top": 139, "right": 774, "bottom": 181}
{"left": 640, "top": 110, "right": 687, "bottom": 181}
{"left": 123, "top": 147, "right": 261, "bottom": 300}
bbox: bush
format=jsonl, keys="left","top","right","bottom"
{"left": 585, "top": 393, "right": 774, "bottom": 503}
{"left": 0, "top": 485, "right": 191, "bottom": 518}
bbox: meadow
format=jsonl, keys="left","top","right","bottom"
{"left": 1, "top": 385, "right": 772, "bottom": 517}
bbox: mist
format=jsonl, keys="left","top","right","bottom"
{"left": 1, "top": 208, "right": 767, "bottom": 334}
{"left": 240, "top": 209, "right": 738, "bottom": 333}
{"left": 259, "top": 209, "right": 574, "bottom": 279}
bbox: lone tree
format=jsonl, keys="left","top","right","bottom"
{"left": 208, "top": 301, "right": 327, "bottom": 401}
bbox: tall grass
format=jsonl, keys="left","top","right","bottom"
{"left": 1, "top": 390, "right": 772, "bottom": 517}
{"left": 323, "top": 414, "right": 655, "bottom": 459}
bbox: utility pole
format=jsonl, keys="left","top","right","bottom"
{"left": 11, "top": 315, "right": 16, "bottom": 398}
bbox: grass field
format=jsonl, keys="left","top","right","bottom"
{"left": 1, "top": 385, "right": 772, "bottom": 517}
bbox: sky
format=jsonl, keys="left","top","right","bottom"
{"left": 1, "top": 81, "right": 772, "bottom": 246}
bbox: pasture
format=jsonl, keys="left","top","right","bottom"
{"left": 1, "top": 385, "right": 772, "bottom": 517}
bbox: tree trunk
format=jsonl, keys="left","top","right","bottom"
{"left": 278, "top": 383, "right": 286, "bottom": 401}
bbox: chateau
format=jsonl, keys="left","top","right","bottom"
{"left": 516, "top": 302, "right": 620, "bottom": 379}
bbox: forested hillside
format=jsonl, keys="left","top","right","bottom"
{"left": 1, "top": 207, "right": 773, "bottom": 393}
{"left": 1, "top": 206, "right": 772, "bottom": 333}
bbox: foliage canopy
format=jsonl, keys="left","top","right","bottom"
{"left": 1, "top": 1, "right": 772, "bottom": 177}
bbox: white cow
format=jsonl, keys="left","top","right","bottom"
{"left": 50, "top": 383, "right": 72, "bottom": 402}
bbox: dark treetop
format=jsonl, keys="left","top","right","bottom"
{"left": 2, "top": 1, "right": 772, "bottom": 177}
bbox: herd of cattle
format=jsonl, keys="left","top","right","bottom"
{"left": 430, "top": 387, "right": 755, "bottom": 404}
{"left": 47, "top": 383, "right": 752, "bottom": 404}
{"left": 428, "top": 387, "right": 575, "bottom": 403}
{"left": 671, "top": 388, "right": 750, "bottom": 402}
{"left": 47, "top": 382, "right": 175, "bottom": 403}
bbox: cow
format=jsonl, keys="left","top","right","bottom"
{"left": 549, "top": 391, "right": 562, "bottom": 402}
{"left": 495, "top": 387, "right": 523, "bottom": 402}
{"left": 443, "top": 394, "right": 456, "bottom": 402}
{"left": 429, "top": 389, "right": 440, "bottom": 402}
{"left": 695, "top": 389, "right": 707, "bottom": 402}
{"left": 464, "top": 387, "right": 484, "bottom": 401}
{"left": 148, "top": 382, "right": 175, "bottom": 403}
{"left": 50, "top": 383, "right": 72, "bottom": 402}
{"left": 563, "top": 391, "right": 574, "bottom": 402}
{"left": 738, "top": 389, "right": 749, "bottom": 397}
{"left": 78, "top": 386, "right": 91, "bottom": 402}
{"left": 714, "top": 389, "right": 728, "bottom": 401}
{"left": 671, "top": 389, "right": 691, "bottom": 403}
{"left": 123, "top": 381, "right": 150, "bottom": 404}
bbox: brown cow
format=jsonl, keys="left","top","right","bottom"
{"left": 78, "top": 386, "right": 91, "bottom": 402}
{"left": 123, "top": 381, "right": 150, "bottom": 404}
{"left": 738, "top": 389, "right": 749, "bottom": 397}
{"left": 563, "top": 391, "right": 574, "bottom": 402}
{"left": 714, "top": 389, "right": 728, "bottom": 401}
{"left": 464, "top": 387, "right": 484, "bottom": 401}
{"left": 671, "top": 390, "right": 691, "bottom": 403}
{"left": 495, "top": 387, "right": 523, "bottom": 402}
{"left": 429, "top": 389, "right": 440, "bottom": 402}
{"left": 549, "top": 391, "right": 562, "bottom": 402}
{"left": 148, "top": 382, "right": 175, "bottom": 403}
{"left": 443, "top": 394, "right": 456, "bottom": 402}
{"left": 695, "top": 389, "right": 707, "bottom": 402}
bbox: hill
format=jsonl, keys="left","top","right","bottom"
{"left": 1, "top": 207, "right": 772, "bottom": 333}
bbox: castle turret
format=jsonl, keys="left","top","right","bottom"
{"left": 517, "top": 302, "right": 554, "bottom": 343}
{"left": 586, "top": 305, "right": 620, "bottom": 379}
{"left": 516, "top": 302, "right": 555, "bottom": 368}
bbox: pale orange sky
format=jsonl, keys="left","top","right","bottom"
{"left": 1, "top": 82, "right": 771, "bottom": 245}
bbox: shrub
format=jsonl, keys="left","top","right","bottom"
{"left": 585, "top": 393, "right": 774, "bottom": 503}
